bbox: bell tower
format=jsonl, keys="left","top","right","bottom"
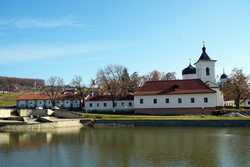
{"left": 194, "top": 43, "right": 216, "bottom": 84}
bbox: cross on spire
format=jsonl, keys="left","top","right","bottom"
{"left": 202, "top": 41, "right": 206, "bottom": 47}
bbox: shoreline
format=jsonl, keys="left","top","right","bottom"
{"left": 1, "top": 119, "right": 250, "bottom": 132}
{"left": 1, "top": 113, "right": 250, "bottom": 132}
{"left": 85, "top": 119, "right": 250, "bottom": 127}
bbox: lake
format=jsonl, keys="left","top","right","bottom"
{"left": 0, "top": 127, "right": 249, "bottom": 167}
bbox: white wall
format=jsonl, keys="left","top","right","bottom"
{"left": 245, "top": 100, "right": 250, "bottom": 107}
{"left": 134, "top": 94, "right": 217, "bottom": 108}
{"left": 195, "top": 61, "right": 216, "bottom": 83}
{"left": 225, "top": 100, "right": 235, "bottom": 107}
{"left": 27, "top": 100, "right": 36, "bottom": 108}
{"left": 212, "top": 87, "right": 224, "bottom": 107}
{"left": 45, "top": 100, "right": 53, "bottom": 108}
{"left": 56, "top": 100, "right": 64, "bottom": 108}
{"left": 72, "top": 100, "right": 80, "bottom": 108}
{"left": 17, "top": 99, "right": 81, "bottom": 109}
{"left": 0, "top": 109, "right": 14, "bottom": 118}
{"left": 17, "top": 100, "right": 26, "bottom": 108}
{"left": 63, "top": 100, "right": 71, "bottom": 108}
{"left": 182, "top": 74, "right": 197, "bottom": 80}
{"left": 36, "top": 100, "right": 45, "bottom": 107}
{"left": 85, "top": 100, "right": 134, "bottom": 111}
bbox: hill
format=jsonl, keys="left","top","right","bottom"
{"left": 0, "top": 76, "right": 45, "bottom": 92}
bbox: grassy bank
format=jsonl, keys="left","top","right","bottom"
{"left": 0, "top": 93, "right": 18, "bottom": 107}
{"left": 82, "top": 113, "right": 250, "bottom": 121}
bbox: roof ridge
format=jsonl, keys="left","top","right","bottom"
{"left": 145, "top": 79, "right": 201, "bottom": 83}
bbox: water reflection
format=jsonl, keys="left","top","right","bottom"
{"left": 0, "top": 127, "right": 249, "bottom": 167}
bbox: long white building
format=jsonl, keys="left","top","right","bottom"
{"left": 85, "top": 95, "right": 134, "bottom": 112}
{"left": 16, "top": 93, "right": 80, "bottom": 109}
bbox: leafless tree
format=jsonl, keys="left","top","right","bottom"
{"left": 161, "top": 72, "right": 176, "bottom": 80}
{"left": 71, "top": 75, "right": 91, "bottom": 109}
{"left": 128, "top": 72, "right": 143, "bottom": 92}
{"left": 222, "top": 68, "right": 250, "bottom": 109}
{"left": 44, "top": 76, "right": 64, "bottom": 107}
{"left": 0, "top": 78, "right": 8, "bottom": 93}
{"left": 149, "top": 70, "right": 161, "bottom": 81}
{"left": 96, "top": 65, "right": 125, "bottom": 112}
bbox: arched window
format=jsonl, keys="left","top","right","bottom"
{"left": 206, "top": 67, "right": 210, "bottom": 76}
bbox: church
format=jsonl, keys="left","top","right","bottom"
{"left": 134, "top": 45, "right": 225, "bottom": 115}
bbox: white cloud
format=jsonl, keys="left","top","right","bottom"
{"left": 0, "top": 41, "right": 133, "bottom": 62}
{"left": 0, "top": 15, "right": 88, "bottom": 29}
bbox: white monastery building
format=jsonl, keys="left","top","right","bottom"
{"left": 16, "top": 93, "right": 80, "bottom": 109}
{"left": 85, "top": 95, "right": 134, "bottom": 112}
{"left": 134, "top": 45, "right": 224, "bottom": 115}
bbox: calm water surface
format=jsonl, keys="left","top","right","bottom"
{"left": 0, "top": 127, "right": 249, "bottom": 167}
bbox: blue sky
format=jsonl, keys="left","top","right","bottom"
{"left": 1, "top": 0, "right": 250, "bottom": 85}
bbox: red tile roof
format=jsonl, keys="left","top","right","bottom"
{"left": 86, "top": 94, "right": 134, "bottom": 101}
{"left": 17, "top": 92, "right": 76, "bottom": 101}
{"left": 17, "top": 93, "right": 49, "bottom": 100}
{"left": 135, "top": 79, "right": 216, "bottom": 96}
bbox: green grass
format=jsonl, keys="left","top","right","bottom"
{"left": 82, "top": 113, "right": 250, "bottom": 121}
{"left": 0, "top": 93, "right": 18, "bottom": 107}
{"left": 222, "top": 107, "right": 250, "bottom": 112}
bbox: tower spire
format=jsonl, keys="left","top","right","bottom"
{"left": 202, "top": 41, "right": 206, "bottom": 52}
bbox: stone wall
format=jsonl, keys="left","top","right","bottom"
{"left": 0, "top": 120, "right": 82, "bottom": 131}
{"left": 0, "top": 108, "right": 15, "bottom": 118}
{"left": 135, "top": 107, "right": 216, "bottom": 115}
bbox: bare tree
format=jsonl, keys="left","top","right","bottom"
{"left": 161, "top": 72, "right": 176, "bottom": 80}
{"left": 96, "top": 65, "right": 125, "bottom": 112}
{"left": 128, "top": 72, "right": 143, "bottom": 92}
{"left": 149, "top": 70, "right": 161, "bottom": 81}
{"left": 71, "top": 75, "right": 90, "bottom": 109}
{"left": 44, "top": 76, "right": 64, "bottom": 107}
{"left": 120, "top": 68, "right": 130, "bottom": 96}
{"left": 222, "top": 68, "right": 250, "bottom": 109}
{"left": 148, "top": 70, "right": 176, "bottom": 81}
{"left": 0, "top": 78, "right": 8, "bottom": 93}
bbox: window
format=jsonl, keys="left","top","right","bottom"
{"left": 97, "top": 103, "right": 99, "bottom": 107}
{"left": 190, "top": 98, "right": 195, "bottom": 103}
{"left": 121, "top": 102, "right": 124, "bottom": 106}
{"left": 89, "top": 103, "right": 93, "bottom": 107}
{"left": 206, "top": 67, "right": 210, "bottom": 76}
{"left": 204, "top": 97, "right": 208, "bottom": 103}
{"left": 165, "top": 98, "right": 169, "bottom": 103}
{"left": 248, "top": 101, "right": 250, "bottom": 105}
{"left": 153, "top": 98, "right": 157, "bottom": 104}
{"left": 140, "top": 99, "right": 144, "bottom": 104}
{"left": 178, "top": 98, "right": 182, "bottom": 103}
{"left": 129, "top": 102, "right": 132, "bottom": 106}
{"left": 114, "top": 102, "right": 117, "bottom": 107}
{"left": 103, "top": 103, "right": 107, "bottom": 107}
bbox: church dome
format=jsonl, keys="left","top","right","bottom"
{"left": 220, "top": 73, "right": 228, "bottom": 79}
{"left": 182, "top": 64, "right": 196, "bottom": 75}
